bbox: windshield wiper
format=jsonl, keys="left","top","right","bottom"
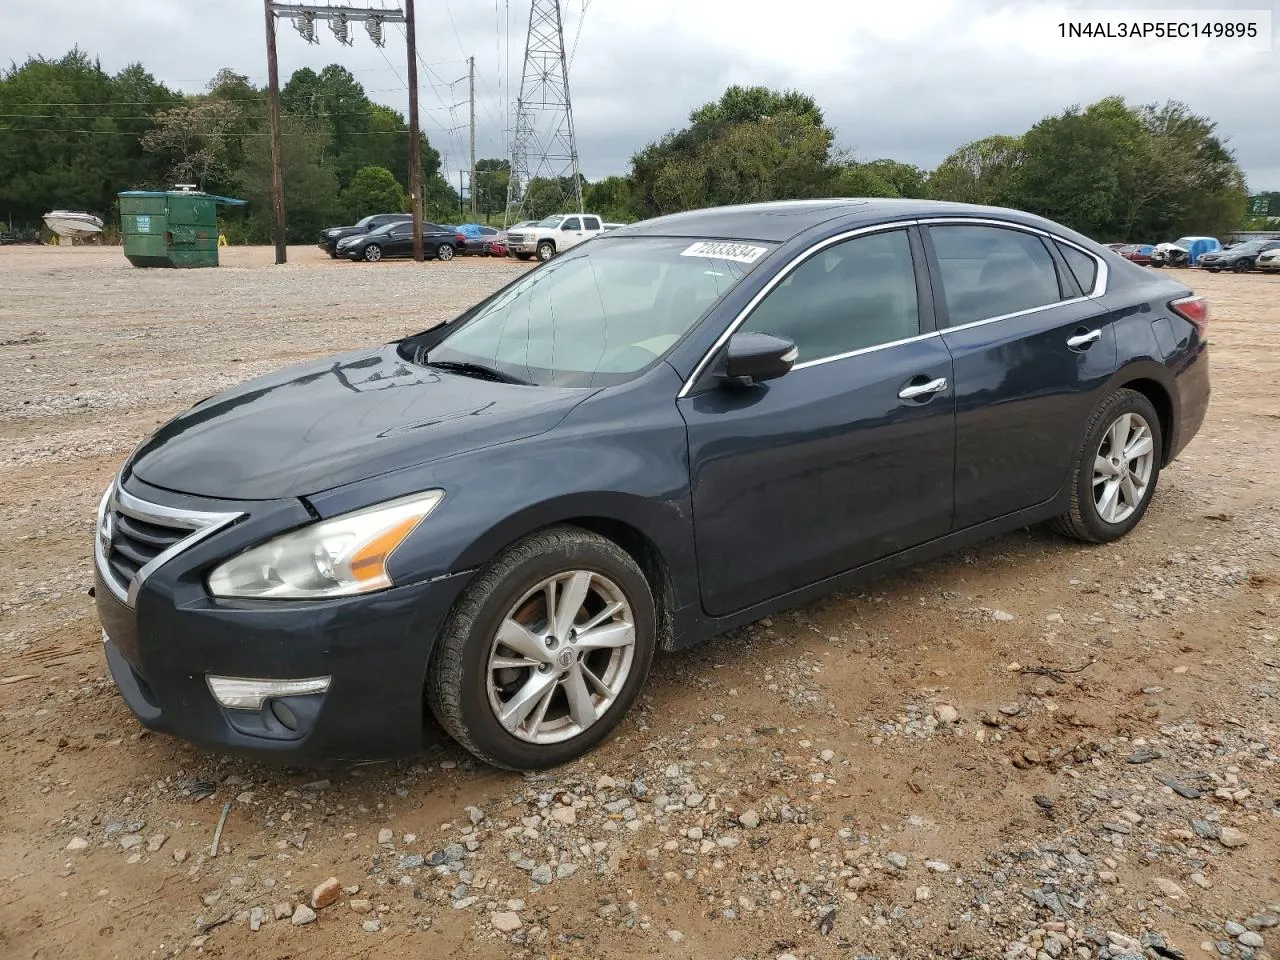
{"left": 425, "top": 359, "right": 529, "bottom": 385}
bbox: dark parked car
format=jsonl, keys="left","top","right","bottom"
{"left": 318, "top": 213, "right": 412, "bottom": 257}
{"left": 94, "top": 199, "right": 1210, "bottom": 769}
{"left": 339, "top": 220, "right": 461, "bottom": 262}
{"left": 459, "top": 225, "right": 500, "bottom": 255}
{"left": 1197, "top": 237, "right": 1280, "bottom": 273}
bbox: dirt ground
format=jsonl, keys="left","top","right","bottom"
{"left": 0, "top": 245, "right": 1277, "bottom": 960}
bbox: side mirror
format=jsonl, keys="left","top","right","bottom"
{"left": 722, "top": 332, "right": 797, "bottom": 386}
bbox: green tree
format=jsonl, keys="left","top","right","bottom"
{"left": 630, "top": 86, "right": 837, "bottom": 216}
{"left": 141, "top": 99, "right": 242, "bottom": 191}
{"left": 862, "top": 159, "right": 928, "bottom": 198}
{"left": 0, "top": 49, "right": 178, "bottom": 226}
{"left": 473, "top": 158, "right": 510, "bottom": 217}
{"left": 237, "top": 114, "right": 339, "bottom": 242}
{"left": 343, "top": 165, "right": 407, "bottom": 219}
{"left": 583, "top": 175, "right": 636, "bottom": 221}
{"left": 927, "top": 135, "right": 1024, "bottom": 206}
{"left": 826, "top": 162, "right": 899, "bottom": 198}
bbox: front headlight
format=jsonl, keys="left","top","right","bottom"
{"left": 207, "top": 491, "right": 443, "bottom": 600}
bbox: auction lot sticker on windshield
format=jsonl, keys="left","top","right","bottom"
{"left": 680, "top": 241, "right": 768, "bottom": 264}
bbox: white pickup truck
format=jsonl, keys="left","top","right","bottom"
{"left": 506, "top": 213, "right": 605, "bottom": 262}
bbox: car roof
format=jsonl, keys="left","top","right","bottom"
{"left": 610, "top": 198, "right": 1085, "bottom": 243}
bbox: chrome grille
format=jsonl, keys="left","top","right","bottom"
{"left": 95, "top": 482, "right": 242, "bottom": 607}
{"left": 506, "top": 233, "right": 525, "bottom": 244}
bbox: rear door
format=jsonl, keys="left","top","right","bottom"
{"left": 679, "top": 226, "right": 955, "bottom": 616}
{"left": 923, "top": 221, "right": 1118, "bottom": 529}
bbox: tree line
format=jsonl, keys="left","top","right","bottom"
{"left": 0, "top": 49, "right": 457, "bottom": 242}
{"left": 0, "top": 51, "right": 1253, "bottom": 244}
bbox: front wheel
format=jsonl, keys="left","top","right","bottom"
{"left": 536, "top": 241, "right": 555, "bottom": 262}
{"left": 1232, "top": 259, "right": 1250, "bottom": 273}
{"left": 436, "top": 243, "right": 455, "bottom": 261}
{"left": 1050, "top": 389, "right": 1162, "bottom": 543}
{"left": 362, "top": 244, "right": 383, "bottom": 262}
{"left": 426, "top": 526, "right": 656, "bottom": 770}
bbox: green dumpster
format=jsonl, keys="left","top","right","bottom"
{"left": 118, "top": 189, "right": 246, "bottom": 268}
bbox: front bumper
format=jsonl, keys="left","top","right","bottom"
{"left": 94, "top": 478, "right": 472, "bottom": 762}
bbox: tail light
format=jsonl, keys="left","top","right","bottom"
{"left": 456, "top": 234, "right": 466, "bottom": 245}
{"left": 1170, "top": 295, "right": 1209, "bottom": 337}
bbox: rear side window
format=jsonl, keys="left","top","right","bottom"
{"left": 583, "top": 217, "right": 601, "bottom": 230}
{"left": 1056, "top": 241, "right": 1098, "bottom": 294}
{"left": 740, "top": 228, "right": 920, "bottom": 363}
{"left": 930, "top": 225, "right": 1063, "bottom": 327}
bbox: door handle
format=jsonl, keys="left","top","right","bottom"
{"left": 1067, "top": 329, "right": 1102, "bottom": 349}
{"left": 898, "top": 377, "right": 948, "bottom": 401}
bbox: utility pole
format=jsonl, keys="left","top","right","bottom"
{"left": 264, "top": 3, "right": 407, "bottom": 263}
{"left": 468, "top": 56, "right": 477, "bottom": 218}
{"left": 405, "top": 0, "right": 423, "bottom": 260}
{"left": 459, "top": 171, "right": 465, "bottom": 218}
{"left": 263, "top": 0, "right": 287, "bottom": 264}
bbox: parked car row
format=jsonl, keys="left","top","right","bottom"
{"left": 1109, "top": 235, "right": 1280, "bottom": 273}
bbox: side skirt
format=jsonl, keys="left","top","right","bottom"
{"left": 667, "top": 494, "right": 1068, "bottom": 650}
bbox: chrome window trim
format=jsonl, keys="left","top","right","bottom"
{"left": 677, "top": 221, "right": 920, "bottom": 398}
{"left": 94, "top": 480, "right": 243, "bottom": 608}
{"left": 677, "top": 216, "right": 1113, "bottom": 397}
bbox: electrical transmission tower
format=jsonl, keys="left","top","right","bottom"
{"left": 505, "top": 0, "right": 583, "bottom": 225}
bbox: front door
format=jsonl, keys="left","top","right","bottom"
{"left": 559, "top": 216, "right": 585, "bottom": 251}
{"left": 924, "top": 223, "right": 1119, "bottom": 528}
{"left": 679, "top": 227, "right": 956, "bottom": 617}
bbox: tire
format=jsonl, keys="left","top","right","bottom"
{"left": 1050, "top": 388, "right": 1163, "bottom": 544}
{"left": 536, "top": 241, "right": 555, "bottom": 262}
{"left": 1206, "top": 267, "right": 1220, "bottom": 273}
{"left": 1232, "top": 259, "right": 1250, "bottom": 274}
{"left": 426, "top": 526, "right": 656, "bottom": 770}
{"left": 436, "top": 243, "right": 455, "bottom": 261}
{"left": 363, "top": 244, "right": 383, "bottom": 262}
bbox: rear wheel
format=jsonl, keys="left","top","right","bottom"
{"left": 1051, "top": 389, "right": 1162, "bottom": 544}
{"left": 436, "top": 243, "right": 455, "bottom": 261}
{"left": 363, "top": 244, "right": 383, "bottom": 262}
{"left": 426, "top": 526, "right": 655, "bottom": 770}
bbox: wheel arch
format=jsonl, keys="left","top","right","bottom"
{"left": 449, "top": 493, "right": 693, "bottom": 652}
{"left": 1115, "top": 374, "right": 1174, "bottom": 466}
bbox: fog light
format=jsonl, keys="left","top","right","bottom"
{"left": 270, "top": 699, "right": 300, "bottom": 731}
{"left": 207, "top": 675, "right": 330, "bottom": 710}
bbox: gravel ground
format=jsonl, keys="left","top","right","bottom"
{"left": 0, "top": 246, "right": 1277, "bottom": 960}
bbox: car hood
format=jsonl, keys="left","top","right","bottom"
{"left": 128, "top": 344, "right": 589, "bottom": 499}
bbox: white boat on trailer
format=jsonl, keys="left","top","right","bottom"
{"left": 43, "top": 210, "right": 104, "bottom": 240}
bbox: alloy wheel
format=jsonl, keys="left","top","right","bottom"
{"left": 485, "top": 570, "right": 635, "bottom": 745}
{"left": 364, "top": 245, "right": 382, "bottom": 262}
{"left": 1092, "top": 412, "right": 1155, "bottom": 524}
{"left": 438, "top": 244, "right": 454, "bottom": 261}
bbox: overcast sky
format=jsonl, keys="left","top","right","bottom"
{"left": 5, "top": 0, "right": 1278, "bottom": 191}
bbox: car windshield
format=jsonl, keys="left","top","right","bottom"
{"left": 536, "top": 215, "right": 566, "bottom": 228}
{"left": 425, "top": 237, "right": 775, "bottom": 387}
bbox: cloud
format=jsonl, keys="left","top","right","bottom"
{"left": 3, "top": 0, "right": 1277, "bottom": 189}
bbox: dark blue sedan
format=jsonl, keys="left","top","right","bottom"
{"left": 93, "top": 199, "right": 1210, "bottom": 769}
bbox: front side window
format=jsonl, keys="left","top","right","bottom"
{"left": 740, "top": 229, "right": 920, "bottom": 364}
{"left": 930, "top": 225, "right": 1063, "bottom": 327}
{"left": 426, "top": 237, "right": 774, "bottom": 387}
{"left": 561, "top": 217, "right": 582, "bottom": 231}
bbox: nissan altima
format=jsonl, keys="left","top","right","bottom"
{"left": 93, "top": 199, "right": 1210, "bottom": 769}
